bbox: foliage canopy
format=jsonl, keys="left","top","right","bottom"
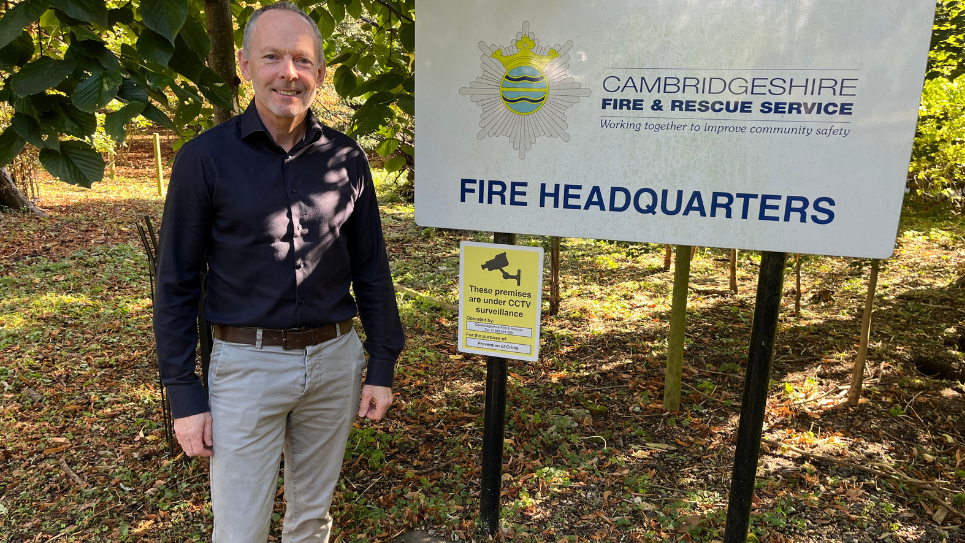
{"left": 0, "top": 0, "right": 414, "bottom": 188}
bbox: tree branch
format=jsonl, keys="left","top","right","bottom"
{"left": 373, "top": 0, "right": 413, "bottom": 23}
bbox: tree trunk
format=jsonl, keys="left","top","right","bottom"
{"left": 205, "top": 0, "right": 240, "bottom": 125}
{"left": 847, "top": 259, "right": 880, "bottom": 406}
{"left": 0, "top": 167, "right": 46, "bottom": 217}
{"left": 664, "top": 244, "right": 672, "bottom": 271}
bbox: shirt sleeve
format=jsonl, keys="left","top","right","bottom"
{"left": 153, "top": 142, "right": 213, "bottom": 419}
{"left": 345, "top": 155, "right": 405, "bottom": 387}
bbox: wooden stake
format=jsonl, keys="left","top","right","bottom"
{"left": 664, "top": 245, "right": 692, "bottom": 411}
{"left": 848, "top": 259, "right": 880, "bottom": 406}
{"left": 549, "top": 236, "right": 561, "bottom": 316}
{"left": 795, "top": 254, "right": 802, "bottom": 315}
{"left": 153, "top": 132, "right": 163, "bottom": 197}
{"left": 664, "top": 244, "right": 672, "bottom": 271}
{"left": 729, "top": 249, "right": 738, "bottom": 293}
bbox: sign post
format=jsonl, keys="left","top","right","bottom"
{"left": 723, "top": 251, "right": 787, "bottom": 542}
{"left": 459, "top": 235, "right": 544, "bottom": 534}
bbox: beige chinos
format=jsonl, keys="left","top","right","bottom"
{"left": 207, "top": 329, "right": 366, "bottom": 542}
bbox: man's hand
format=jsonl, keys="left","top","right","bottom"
{"left": 173, "top": 412, "right": 213, "bottom": 457}
{"left": 358, "top": 385, "right": 393, "bottom": 421}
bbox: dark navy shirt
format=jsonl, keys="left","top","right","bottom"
{"left": 153, "top": 103, "right": 404, "bottom": 419}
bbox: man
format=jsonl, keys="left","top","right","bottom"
{"left": 152, "top": 3, "right": 405, "bottom": 541}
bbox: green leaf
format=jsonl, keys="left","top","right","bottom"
{"left": 313, "top": 9, "right": 336, "bottom": 39}
{"left": 375, "top": 137, "right": 399, "bottom": 157}
{"left": 329, "top": 51, "right": 355, "bottom": 66}
{"left": 117, "top": 78, "right": 150, "bottom": 104}
{"left": 399, "top": 22, "right": 414, "bottom": 51}
{"left": 136, "top": 29, "right": 175, "bottom": 66}
{"left": 170, "top": 80, "right": 203, "bottom": 104}
{"left": 72, "top": 69, "right": 123, "bottom": 113}
{"left": 329, "top": 2, "right": 345, "bottom": 24}
{"left": 179, "top": 15, "right": 211, "bottom": 59}
{"left": 350, "top": 72, "right": 403, "bottom": 98}
{"left": 140, "top": 103, "right": 175, "bottom": 130}
{"left": 0, "top": 0, "right": 49, "bottom": 50}
{"left": 173, "top": 96, "right": 203, "bottom": 127}
{"left": 70, "top": 25, "right": 103, "bottom": 42}
{"left": 108, "top": 5, "right": 134, "bottom": 26}
{"left": 0, "top": 32, "right": 35, "bottom": 71}
{"left": 0, "top": 127, "right": 26, "bottom": 168}
{"left": 333, "top": 65, "right": 357, "bottom": 97}
{"left": 396, "top": 93, "right": 414, "bottom": 116}
{"left": 236, "top": 5, "right": 254, "bottom": 26}
{"left": 10, "top": 57, "right": 77, "bottom": 96}
{"left": 169, "top": 34, "right": 205, "bottom": 81}
{"left": 50, "top": 97, "right": 97, "bottom": 138}
{"left": 11, "top": 93, "right": 46, "bottom": 118}
{"left": 48, "top": 0, "right": 108, "bottom": 27}
{"left": 351, "top": 101, "right": 393, "bottom": 135}
{"left": 64, "top": 40, "right": 104, "bottom": 73}
{"left": 89, "top": 44, "right": 120, "bottom": 71}
{"left": 11, "top": 112, "right": 59, "bottom": 150}
{"left": 141, "top": 70, "right": 175, "bottom": 107}
{"left": 384, "top": 155, "right": 405, "bottom": 172}
{"left": 357, "top": 54, "right": 376, "bottom": 74}
{"left": 196, "top": 67, "right": 235, "bottom": 112}
{"left": 104, "top": 102, "right": 146, "bottom": 143}
{"left": 366, "top": 91, "right": 396, "bottom": 105}
{"left": 346, "top": 0, "right": 363, "bottom": 20}
{"left": 140, "top": 0, "right": 188, "bottom": 44}
{"left": 39, "top": 140, "right": 104, "bottom": 188}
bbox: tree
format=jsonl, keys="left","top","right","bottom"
{"left": 326, "top": 0, "right": 414, "bottom": 194}
{"left": 909, "top": 1, "right": 965, "bottom": 207}
{"left": 0, "top": 0, "right": 414, "bottom": 199}
{"left": 0, "top": 0, "right": 235, "bottom": 192}
{"left": 927, "top": 0, "right": 964, "bottom": 82}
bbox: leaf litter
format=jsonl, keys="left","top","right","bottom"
{"left": 0, "top": 135, "right": 963, "bottom": 541}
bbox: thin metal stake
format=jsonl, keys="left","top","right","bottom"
{"left": 724, "top": 251, "right": 787, "bottom": 543}
{"left": 479, "top": 231, "right": 515, "bottom": 536}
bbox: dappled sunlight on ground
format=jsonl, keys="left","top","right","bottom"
{"left": 1, "top": 172, "right": 963, "bottom": 541}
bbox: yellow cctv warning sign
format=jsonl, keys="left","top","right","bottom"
{"left": 459, "top": 242, "right": 543, "bottom": 361}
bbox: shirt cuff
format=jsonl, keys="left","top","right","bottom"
{"left": 165, "top": 382, "right": 210, "bottom": 419}
{"left": 363, "top": 356, "right": 396, "bottom": 388}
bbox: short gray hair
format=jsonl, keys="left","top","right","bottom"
{"left": 242, "top": 2, "right": 325, "bottom": 66}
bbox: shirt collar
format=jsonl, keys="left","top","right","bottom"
{"left": 240, "top": 101, "right": 324, "bottom": 147}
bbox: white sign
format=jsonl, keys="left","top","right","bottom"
{"left": 415, "top": 0, "right": 935, "bottom": 258}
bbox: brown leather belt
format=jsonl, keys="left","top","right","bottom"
{"left": 213, "top": 320, "right": 354, "bottom": 349}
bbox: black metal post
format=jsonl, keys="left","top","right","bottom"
{"left": 724, "top": 251, "right": 787, "bottom": 543}
{"left": 479, "top": 232, "right": 515, "bottom": 536}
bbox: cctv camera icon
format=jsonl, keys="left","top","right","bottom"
{"left": 481, "top": 252, "right": 521, "bottom": 286}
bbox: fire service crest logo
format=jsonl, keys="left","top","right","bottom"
{"left": 459, "top": 22, "right": 591, "bottom": 159}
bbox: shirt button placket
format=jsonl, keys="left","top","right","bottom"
{"left": 286, "top": 157, "right": 303, "bottom": 323}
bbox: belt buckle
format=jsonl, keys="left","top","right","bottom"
{"left": 281, "top": 330, "right": 292, "bottom": 349}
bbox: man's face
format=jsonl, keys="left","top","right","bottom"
{"left": 238, "top": 10, "right": 325, "bottom": 126}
